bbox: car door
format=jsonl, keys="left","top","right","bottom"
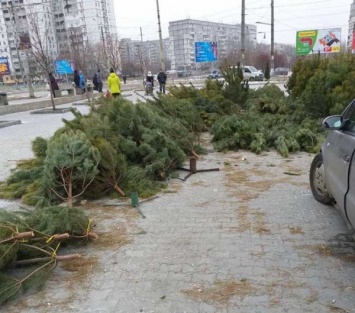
{"left": 343, "top": 107, "right": 355, "bottom": 228}
{"left": 243, "top": 68, "right": 251, "bottom": 79}
{"left": 322, "top": 105, "right": 355, "bottom": 222}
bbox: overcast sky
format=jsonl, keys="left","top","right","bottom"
{"left": 113, "top": 0, "right": 353, "bottom": 45}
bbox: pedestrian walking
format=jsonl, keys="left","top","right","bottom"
{"left": 145, "top": 71, "right": 155, "bottom": 96}
{"left": 73, "top": 69, "right": 80, "bottom": 88}
{"left": 93, "top": 69, "right": 103, "bottom": 92}
{"left": 79, "top": 71, "right": 86, "bottom": 93}
{"left": 122, "top": 74, "right": 127, "bottom": 84}
{"left": 48, "top": 72, "right": 59, "bottom": 98}
{"left": 157, "top": 69, "right": 167, "bottom": 94}
{"left": 107, "top": 68, "right": 121, "bottom": 98}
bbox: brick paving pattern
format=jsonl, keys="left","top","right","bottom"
{"left": 0, "top": 109, "right": 354, "bottom": 313}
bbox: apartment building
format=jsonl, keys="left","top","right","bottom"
{"left": 0, "top": 0, "right": 117, "bottom": 76}
{"left": 120, "top": 38, "right": 171, "bottom": 73}
{"left": 52, "top": 0, "right": 117, "bottom": 57}
{"left": 169, "top": 19, "right": 257, "bottom": 70}
{"left": 0, "top": 0, "right": 57, "bottom": 76}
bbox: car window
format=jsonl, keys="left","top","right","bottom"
{"left": 244, "top": 68, "right": 251, "bottom": 73}
{"left": 343, "top": 106, "right": 355, "bottom": 134}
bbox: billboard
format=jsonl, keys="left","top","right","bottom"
{"left": 195, "top": 42, "right": 218, "bottom": 63}
{"left": 296, "top": 28, "right": 341, "bottom": 55}
{"left": 0, "top": 57, "right": 10, "bottom": 75}
{"left": 55, "top": 60, "right": 75, "bottom": 74}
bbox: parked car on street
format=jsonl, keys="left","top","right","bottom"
{"left": 310, "top": 99, "right": 355, "bottom": 230}
{"left": 243, "top": 66, "right": 264, "bottom": 81}
{"left": 208, "top": 70, "right": 221, "bottom": 79}
{"left": 274, "top": 67, "right": 289, "bottom": 76}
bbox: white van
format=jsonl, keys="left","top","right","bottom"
{"left": 243, "top": 66, "right": 264, "bottom": 81}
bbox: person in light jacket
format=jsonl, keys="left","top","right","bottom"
{"left": 79, "top": 71, "right": 86, "bottom": 93}
{"left": 107, "top": 68, "right": 121, "bottom": 98}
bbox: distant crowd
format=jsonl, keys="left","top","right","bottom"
{"left": 47, "top": 68, "right": 168, "bottom": 98}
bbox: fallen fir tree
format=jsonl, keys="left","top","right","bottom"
{"left": 0, "top": 206, "right": 96, "bottom": 305}
{"left": 0, "top": 97, "right": 201, "bottom": 206}
{"left": 210, "top": 84, "right": 327, "bottom": 157}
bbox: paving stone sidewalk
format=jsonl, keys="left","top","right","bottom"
{"left": 2, "top": 146, "right": 355, "bottom": 313}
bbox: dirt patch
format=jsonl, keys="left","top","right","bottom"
{"left": 262, "top": 267, "right": 309, "bottom": 308}
{"left": 289, "top": 226, "right": 305, "bottom": 235}
{"left": 224, "top": 165, "right": 290, "bottom": 201}
{"left": 161, "top": 181, "right": 183, "bottom": 193}
{"left": 93, "top": 223, "right": 133, "bottom": 250}
{"left": 241, "top": 210, "right": 271, "bottom": 234}
{"left": 226, "top": 205, "right": 270, "bottom": 234}
{"left": 60, "top": 255, "right": 100, "bottom": 286}
{"left": 191, "top": 180, "right": 209, "bottom": 187}
{"left": 235, "top": 205, "right": 251, "bottom": 232}
{"left": 305, "top": 290, "right": 319, "bottom": 304}
{"left": 182, "top": 279, "right": 256, "bottom": 306}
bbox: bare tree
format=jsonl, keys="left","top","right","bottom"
{"left": 7, "top": 3, "right": 35, "bottom": 98}
{"left": 102, "top": 34, "right": 121, "bottom": 72}
{"left": 25, "top": 6, "right": 57, "bottom": 110}
{"left": 68, "top": 27, "right": 87, "bottom": 75}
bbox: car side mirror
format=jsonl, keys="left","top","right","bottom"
{"left": 322, "top": 115, "right": 343, "bottom": 130}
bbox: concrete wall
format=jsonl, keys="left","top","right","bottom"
{"left": 0, "top": 94, "right": 97, "bottom": 116}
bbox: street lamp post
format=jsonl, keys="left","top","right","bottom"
{"left": 241, "top": 0, "right": 245, "bottom": 66}
{"left": 256, "top": 0, "right": 274, "bottom": 74}
{"left": 155, "top": 0, "right": 165, "bottom": 71}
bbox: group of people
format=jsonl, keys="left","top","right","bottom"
{"left": 145, "top": 69, "right": 167, "bottom": 95}
{"left": 74, "top": 68, "right": 122, "bottom": 98}
{"left": 73, "top": 70, "right": 88, "bottom": 93}
{"left": 47, "top": 68, "right": 168, "bottom": 99}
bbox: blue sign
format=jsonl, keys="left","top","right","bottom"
{"left": 195, "top": 42, "right": 218, "bottom": 63}
{"left": 55, "top": 60, "right": 74, "bottom": 74}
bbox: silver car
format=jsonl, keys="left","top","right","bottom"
{"left": 310, "top": 100, "right": 355, "bottom": 230}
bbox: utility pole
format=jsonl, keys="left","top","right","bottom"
{"left": 241, "top": 0, "right": 245, "bottom": 67}
{"left": 256, "top": 0, "right": 275, "bottom": 76}
{"left": 271, "top": 0, "right": 275, "bottom": 75}
{"left": 155, "top": 0, "right": 165, "bottom": 71}
{"left": 139, "top": 27, "right": 146, "bottom": 78}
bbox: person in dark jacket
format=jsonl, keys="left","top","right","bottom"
{"left": 157, "top": 69, "right": 167, "bottom": 94}
{"left": 93, "top": 69, "right": 103, "bottom": 92}
{"left": 73, "top": 69, "right": 80, "bottom": 88}
{"left": 48, "top": 72, "right": 59, "bottom": 98}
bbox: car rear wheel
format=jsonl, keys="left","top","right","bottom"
{"left": 309, "top": 153, "right": 333, "bottom": 204}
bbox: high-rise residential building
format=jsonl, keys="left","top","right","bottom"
{"left": 0, "top": 0, "right": 57, "bottom": 76}
{"left": 0, "top": 0, "right": 117, "bottom": 77}
{"left": 51, "top": 0, "right": 117, "bottom": 57}
{"left": 120, "top": 38, "right": 170, "bottom": 74}
{"left": 169, "top": 19, "right": 257, "bottom": 70}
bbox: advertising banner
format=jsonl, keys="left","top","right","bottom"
{"left": 195, "top": 42, "right": 218, "bottom": 63}
{"left": 0, "top": 57, "right": 10, "bottom": 75}
{"left": 296, "top": 28, "right": 341, "bottom": 55}
{"left": 55, "top": 60, "right": 75, "bottom": 74}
